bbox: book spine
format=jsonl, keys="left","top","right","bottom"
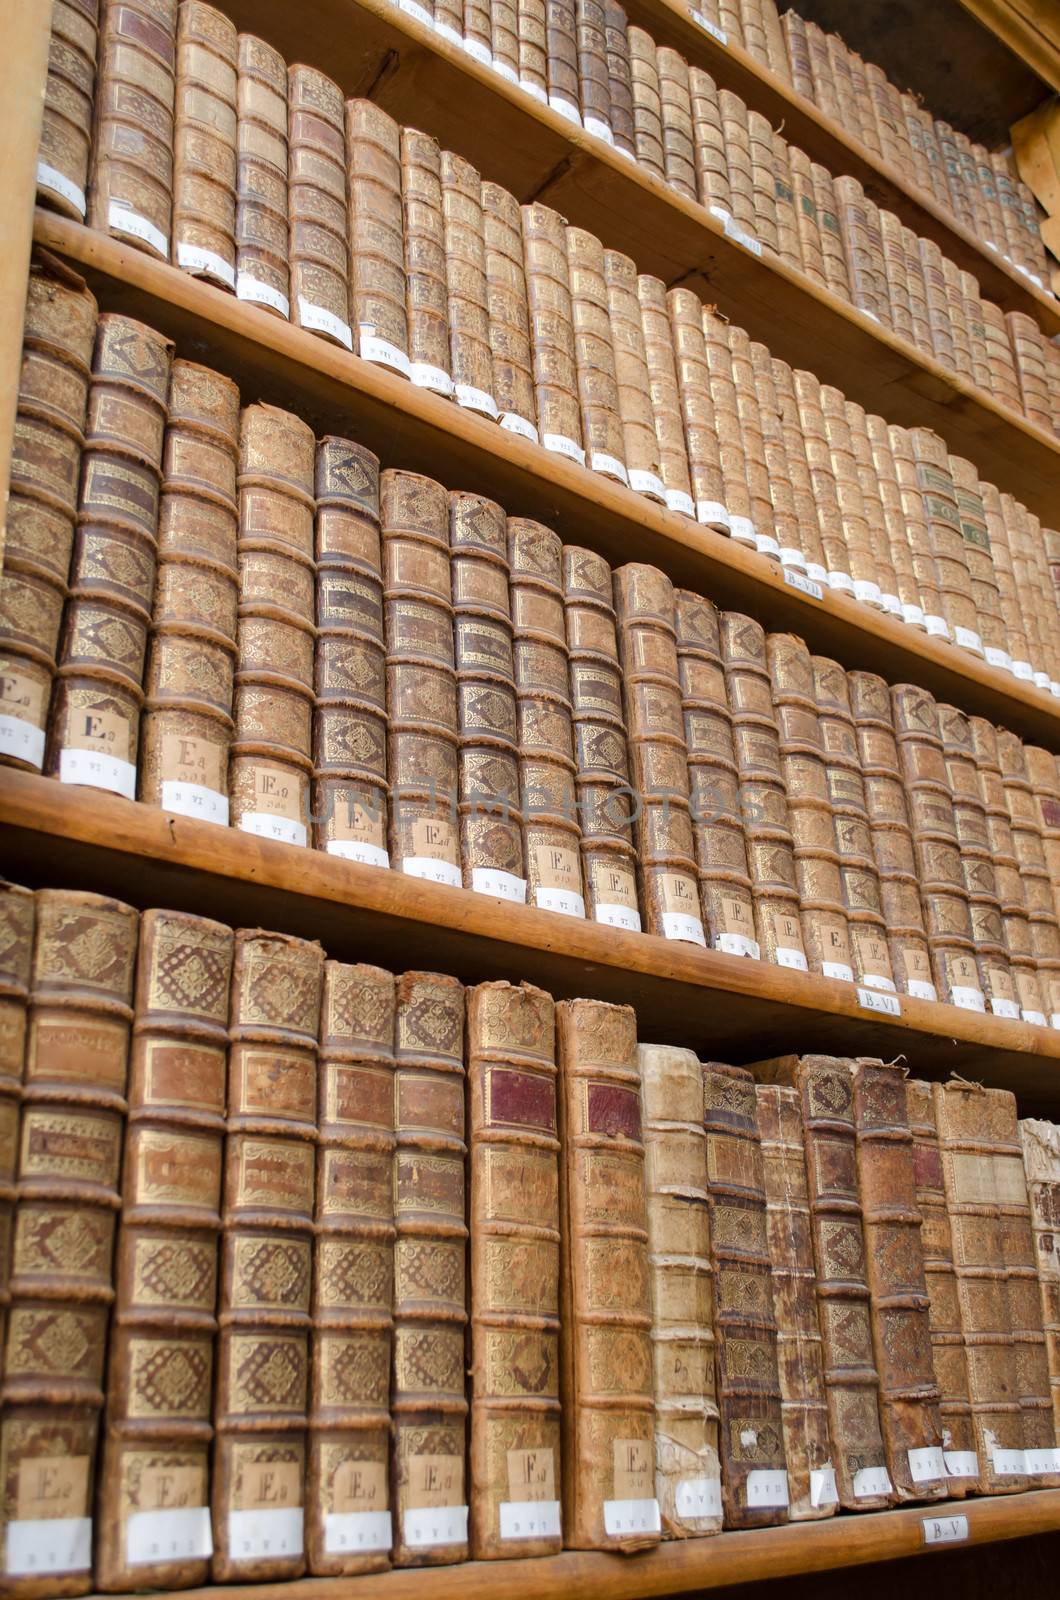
{"left": 576, "top": 0, "right": 612, "bottom": 143}
{"left": 312, "top": 436, "right": 387, "bottom": 866}
{"left": 36, "top": 0, "right": 98, "bottom": 221}
{"left": 521, "top": 201, "right": 583, "bottom": 462}
{"left": 845, "top": 400, "right": 900, "bottom": 613}
{"left": 877, "top": 209, "right": 916, "bottom": 347}
{"left": 793, "top": 368, "right": 848, "bottom": 587}
{"left": 390, "top": 971, "right": 468, "bottom": 1566}
{"left": 308, "top": 961, "right": 396, "bottom": 1575}
{"left": 517, "top": 0, "right": 548, "bottom": 102}
{"left": 996, "top": 729, "right": 1060, "bottom": 1026}
{"left": 605, "top": 251, "right": 664, "bottom": 499}
{"left": 464, "top": 0, "right": 493, "bottom": 61}
{"left": 746, "top": 110, "right": 779, "bottom": 256}
{"left": 556, "top": 998, "right": 658, "bottom": 1550}
{"left": 173, "top": 2, "right": 237, "bottom": 291}
{"left": 690, "top": 67, "right": 732, "bottom": 226}
{"left": 346, "top": 100, "right": 408, "bottom": 375}
{"left": 566, "top": 227, "right": 626, "bottom": 485}
{"left": 751, "top": 341, "right": 803, "bottom": 567}
{"left": 833, "top": 177, "right": 888, "bottom": 327}
{"left": 0, "top": 884, "right": 35, "bottom": 1376}
{"left": 727, "top": 325, "right": 777, "bottom": 555}
{"left": 782, "top": 12, "right": 815, "bottom": 100}
{"left": 657, "top": 47, "right": 696, "bottom": 202}
{"left": 771, "top": 138, "right": 803, "bottom": 276}
{"left": 0, "top": 258, "right": 95, "bottom": 774}
{"left": 287, "top": 66, "right": 350, "bottom": 350}
{"left": 603, "top": 1, "right": 635, "bottom": 159}
{"left": 545, "top": 0, "right": 580, "bottom": 122}
{"left": 96, "top": 908, "right": 233, "bottom": 1592}
{"left": 1025, "top": 744, "right": 1060, "bottom": 946}
{"left": 212, "top": 929, "right": 323, "bottom": 1581}
{"left": 666, "top": 287, "right": 727, "bottom": 524}
{"left": 468, "top": 981, "right": 562, "bottom": 1558}
{"left": 705, "top": 312, "right": 757, "bottom": 549}
{"left": 140, "top": 360, "right": 239, "bottom": 820}
{"left": 771, "top": 357, "right": 827, "bottom": 580}
{"left": 809, "top": 164, "right": 852, "bottom": 303}
{"left": 703, "top": 1062, "right": 788, "bottom": 1528}
{"left": 638, "top": 277, "right": 693, "bottom": 513}
{"left": 788, "top": 147, "right": 827, "bottom": 288}
{"left": 2, "top": 888, "right": 138, "bottom": 1598}
{"left": 756, "top": 1083, "right": 834, "bottom": 1521}
{"left": 481, "top": 182, "right": 537, "bottom": 438}
{"left": 88, "top": 0, "right": 176, "bottom": 261}
{"left": 885, "top": 423, "right": 946, "bottom": 629}
{"left": 719, "top": 88, "right": 756, "bottom": 238}
{"left": 230, "top": 403, "right": 316, "bottom": 846}
{"left": 969, "top": 716, "right": 1044, "bottom": 1025}
{"left": 441, "top": 154, "right": 495, "bottom": 419}
{"left": 1018, "top": 1119, "right": 1060, "bottom": 1447}
{"left": 382, "top": 470, "right": 460, "bottom": 887}
{"left": 490, "top": 0, "right": 519, "bottom": 81}
{"left": 46, "top": 313, "right": 173, "bottom": 803}
{"left": 235, "top": 33, "right": 290, "bottom": 320}
{"left": 863, "top": 414, "right": 928, "bottom": 627}
{"left": 401, "top": 130, "right": 452, "bottom": 398}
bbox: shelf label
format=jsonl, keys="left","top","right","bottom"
{"left": 584, "top": 115, "right": 615, "bottom": 144}
{"left": 534, "top": 887, "right": 586, "bottom": 918}
{"left": 60, "top": 746, "right": 136, "bottom": 800}
{"left": 854, "top": 578, "right": 882, "bottom": 606}
{"left": 690, "top": 12, "right": 728, "bottom": 45}
{"left": 239, "top": 812, "right": 308, "bottom": 848}
{"left": 823, "top": 960, "right": 854, "bottom": 982}
{"left": 881, "top": 592, "right": 902, "bottom": 616}
{"left": 775, "top": 946, "right": 809, "bottom": 971}
{"left": 858, "top": 987, "right": 901, "bottom": 1017}
{"left": 925, "top": 615, "right": 951, "bottom": 638}
{"left": 603, "top": 1499, "right": 661, "bottom": 1536}
{"left": 433, "top": 19, "right": 464, "bottom": 46}
{"left": 548, "top": 94, "right": 582, "bottom": 125}
{"left": 784, "top": 567, "right": 823, "bottom": 600}
{"left": 1024, "top": 1448, "right": 1060, "bottom": 1474}
{"left": 779, "top": 547, "right": 806, "bottom": 569}
{"left": 37, "top": 161, "right": 86, "bottom": 217}
{"left": 500, "top": 412, "right": 538, "bottom": 442}
{"left": 853, "top": 1466, "right": 892, "bottom": 1498}
{"left": 902, "top": 603, "right": 925, "bottom": 628}
{"left": 594, "top": 903, "right": 642, "bottom": 932}
{"left": 462, "top": 35, "right": 492, "bottom": 65}
{"left": 984, "top": 645, "right": 1011, "bottom": 671}
{"left": 908, "top": 1446, "right": 946, "bottom": 1483}
{"left": 403, "top": 1505, "right": 468, "bottom": 1547}
{"left": 922, "top": 1514, "right": 969, "bottom": 1546}
{"left": 697, "top": 498, "right": 730, "bottom": 527}
{"left": 324, "top": 1510, "right": 392, "bottom": 1554}
{"left": 630, "top": 468, "right": 666, "bottom": 500}
{"left": 127, "top": 1506, "right": 213, "bottom": 1564}
{"left": 990, "top": 997, "right": 1020, "bottom": 1020}
{"left": 228, "top": 1507, "right": 304, "bottom": 1558}
{"left": 359, "top": 329, "right": 411, "bottom": 375}
{"left": 471, "top": 868, "right": 527, "bottom": 903}
{"left": 661, "top": 911, "right": 706, "bottom": 946}
{"left": 907, "top": 979, "right": 938, "bottom": 1002}
{"left": 399, "top": 0, "right": 434, "bottom": 21}
{"left": 1012, "top": 659, "right": 1034, "bottom": 681}
{"left": 810, "top": 1466, "right": 838, "bottom": 1508}
{"left": 951, "top": 985, "right": 986, "bottom": 1012}
{"left": 237, "top": 274, "right": 290, "bottom": 318}
{"left": 729, "top": 514, "right": 757, "bottom": 546}
{"left": 991, "top": 1448, "right": 1024, "bottom": 1476}
{"left": 953, "top": 626, "right": 983, "bottom": 654}
{"left": 745, "top": 1471, "right": 789, "bottom": 1508}
{"left": 756, "top": 533, "right": 781, "bottom": 559}
{"left": 6, "top": 1518, "right": 92, "bottom": 1576}
{"left": 828, "top": 570, "right": 855, "bottom": 593}
{"left": 493, "top": 59, "right": 519, "bottom": 83}
{"left": 675, "top": 1477, "right": 722, "bottom": 1519}
{"left": 665, "top": 488, "right": 695, "bottom": 517}
{"left": 499, "top": 1500, "right": 561, "bottom": 1539}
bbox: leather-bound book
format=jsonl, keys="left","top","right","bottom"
{"left": 382, "top": 470, "right": 460, "bottom": 888}
{"left": 482, "top": 182, "right": 538, "bottom": 441}
{"left": 752, "top": 343, "right": 806, "bottom": 574}
{"left": 1025, "top": 745, "right": 1060, "bottom": 942}
{"left": 605, "top": 252, "right": 664, "bottom": 503}
{"left": 0, "top": 257, "right": 95, "bottom": 773}
{"left": 878, "top": 210, "right": 916, "bottom": 349}
{"left": 833, "top": 177, "right": 888, "bottom": 327}
{"left": 464, "top": 0, "right": 493, "bottom": 64}
{"left": 980, "top": 486, "right": 1027, "bottom": 680}
{"left": 434, "top": 0, "right": 463, "bottom": 45}
{"left": 756, "top": 1083, "right": 835, "bottom": 1521}
{"left": 782, "top": 11, "right": 814, "bottom": 97}
{"left": 721, "top": 613, "right": 808, "bottom": 969}
{"left": 909, "top": 430, "right": 978, "bottom": 653}
{"left": 995, "top": 728, "right": 1060, "bottom": 1028}
{"left": 641, "top": 1044, "right": 721, "bottom": 1535}
{"left": 614, "top": 564, "right": 704, "bottom": 944}
{"left": 546, "top": 0, "right": 581, "bottom": 124}
{"left": 702, "top": 1062, "right": 788, "bottom": 1527}
{"left": 140, "top": 360, "right": 239, "bottom": 824}
{"left": 312, "top": 437, "right": 388, "bottom": 869}
{"left": 346, "top": 100, "right": 409, "bottom": 378}
{"left": 442, "top": 152, "right": 496, "bottom": 419}
{"left": 287, "top": 66, "right": 351, "bottom": 351}
{"left": 949, "top": 458, "right": 1007, "bottom": 666}
{"left": 772, "top": 139, "right": 804, "bottom": 278}
{"left": 173, "top": 3, "right": 237, "bottom": 290}
{"left": 231, "top": 404, "right": 316, "bottom": 846}
{"left": 604, "top": 2, "right": 635, "bottom": 159}
{"left": 308, "top": 962, "right": 396, "bottom": 1575}
{"left": 851, "top": 1061, "right": 947, "bottom": 1502}
{"left": 556, "top": 998, "right": 658, "bottom": 1549}
{"left": 862, "top": 418, "right": 927, "bottom": 631}
{"left": 844, "top": 400, "right": 901, "bottom": 616}
{"left": 676, "top": 593, "right": 760, "bottom": 959}
{"left": 788, "top": 148, "right": 827, "bottom": 289}
{"left": 522, "top": 201, "right": 584, "bottom": 465}
{"left": 390, "top": 971, "right": 468, "bottom": 1566}
{"left": 886, "top": 425, "right": 947, "bottom": 636}
{"left": 727, "top": 326, "right": 779, "bottom": 561}
{"left": 639, "top": 278, "right": 694, "bottom": 518}
{"left": 89, "top": 0, "right": 176, "bottom": 261}
{"left": 96, "top": 909, "right": 233, "bottom": 1591}
{"left": 491, "top": 0, "right": 519, "bottom": 82}
{"left": 2, "top": 889, "right": 137, "bottom": 1597}
{"left": 810, "top": 165, "right": 852, "bottom": 304}
{"left": 690, "top": 67, "right": 732, "bottom": 228}
{"left": 401, "top": 130, "right": 451, "bottom": 399}
{"left": 701, "top": 310, "right": 756, "bottom": 549}
{"left": 1018, "top": 1119, "right": 1060, "bottom": 1444}
{"left": 47, "top": 314, "right": 173, "bottom": 802}
{"left": 746, "top": 110, "right": 779, "bottom": 257}
{"left": 0, "top": 884, "right": 34, "bottom": 1374}
{"left": 771, "top": 359, "right": 828, "bottom": 583}
{"left": 562, "top": 545, "right": 640, "bottom": 930}
{"left": 658, "top": 49, "right": 696, "bottom": 202}
{"left": 792, "top": 368, "right": 850, "bottom": 590}
{"left": 719, "top": 90, "right": 757, "bottom": 242}
{"left": 566, "top": 227, "right": 626, "bottom": 485}
{"left": 517, "top": 0, "right": 548, "bottom": 103}
{"left": 576, "top": 0, "right": 612, "bottom": 143}
{"left": 235, "top": 33, "right": 290, "bottom": 319}
{"left": 467, "top": 982, "right": 561, "bottom": 1558}
{"left": 212, "top": 929, "right": 323, "bottom": 1581}
{"left": 37, "top": 0, "right": 98, "bottom": 220}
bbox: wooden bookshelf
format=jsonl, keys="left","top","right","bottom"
{"left": 34, "top": 211, "right": 1060, "bottom": 751}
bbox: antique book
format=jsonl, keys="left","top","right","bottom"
{"left": 665, "top": 278, "right": 734, "bottom": 532}
{"left": 517, "top": 0, "right": 548, "bottom": 102}
{"left": 390, "top": 971, "right": 468, "bottom": 1567}
{"left": 810, "top": 165, "right": 852, "bottom": 303}
{"left": 481, "top": 182, "right": 538, "bottom": 440}
{"left": 89, "top": 0, "right": 176, "bottom": 261}
{"left": 701, "top": 310, "right": 755, "bottom": 548}
{"left": 746, "top": 110, "right": 779, "bottom": 256}
{"left": 566, "top": 227, "right": 626, "bottom": 484}
{"left": 604, "top": 1, "right": 635, "bottom": 159}
{"left": 605, "top": 251, "right": 664, "bottom": 503}
{"left": 46, "top": 313, "right": 173, "bottom": 803}
{"left": 850, "top": 1060, "right": 947, "bottom": 1502}
{"left": 909, "top": 430, "right": 977, "bottom": 649}
{"left": 658, "top": 48, "right": 697, "bottom": 202}
{"left": 521, "top": 201, "right": 583, "bottom": 464}
{"left": 140, "top": 359, "right": 239, "bottom": 823}
{"left": 638, "top": 278, "right": 694, "bottom": 517}
{"left": 382, "top": 470, "right": 460, "bottom": 888}
{"left": 629, "top": 28, "right": 663, "bottom": 178}
{"left": 212, "top": 929, "right": 324, "bottom": 1581}
{"left": 172, "top": 2, "right": 237, "bottom": 290}
{"left": 0, "top": 256, "right": 95, "bottom": 773}
{"left": 556, "top": 998, "right": 658, "bottom": 1549}
{"left": 450, "top": 493, "right": 524, "bottom": 902}
{"left": 690, "top": 67, "right": 733, "bottom": 229}
{"left": 442, "top": 152, "right": 496, "bottom": 417}
{"left": 468, "top": 982, "right": 562, "bottom": 1559}
{"left": 230, "top": 403, "right": 316, "bottom": 845}
{"left": 1025, "top": 744, "right": 1060, "bottom": 951}
{"left": 308, "top": 962, "right": 396, "bottom": 1575}
{"left": 546, "top": 0, "right": 581, "bottom": 124}
{"left": 490, "top": 0, "right": 519, "bottom": 82}
{"left": 576, "top": 0, "right": 612, "bottom": 143}
{"left": 751, "top": 343, "right": 805, "bottom": 573}
{"left": 1018, "top": 1119, "right": 1060, "bottom": 1444}
{"left": 37, "top": 0, "right": 98, "bottom": 220}
{"left": 509, "top": 518, "right": 584, "bottom": 918}
{"left": 640, "top": 1044, "right": 721, "bottom": 1536}
{"left": 287, "top": 66, "right": 351, "bottom": 350}
{"left": 949, "top": 458, "right": 1006, "bottom": 664}
{"left": 347, "top": 100, "right": 409, "bottom": 377}
{"left": 770, "top": 358, "right": 828, "bottom": 582}
{"left": 96, "top": 908, "right": 233, "bottom": 1592}
{"left": 792, "top": 367, "right": 849, "bottom": 588}
{"left": 885, "top": 423, "right": 946, "bottom": 634}
{"left": 563, "top": 544, "right": 640, "bottom": 931}
{"left": 702, "top": 1062, "right": 788, "bottom": 1528}
{"left": 726, "top": 326, "right": 778, "bottom": 559}
{"left": 464, "top": 0, "right": 493, "bottom": 64}
{"left": 401, "top": 130, "right": 451, "bottom": 398}
{"left": 837, "top": 397, "right": 900, "bottom": 612}
{"left": 312, "top": 436, "right": 389, "bottom": 868}
{"left": 756, "top": 1083, "right": 835, "bottom": 1521}
{"left": 2, "top": 889, "right": 138, "bottom": 1596}
{"left": 0, "top": 884, "right": 34, "bottom": 1375}
{"left": 614, "top": 564, "right": 704, "bottom": 945}
{"left": 995, "top": 728, "right": 1060, "bottom": 1027}
{"left": 235, "top": 32, "right": 290, "bottom": 318}
{"left": 719, "top": 90, "right": 757, "bottom": 241}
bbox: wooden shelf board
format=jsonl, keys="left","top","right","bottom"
{"left": 35, "top": 211, "right": 1060, "bottom": 753}
{"left": 206, "top": 0, "right": 1060, "bottom": 528}
{"left": 76, "top": 1489, "right": 1060, "bottom": 1600}
{"left": 5, "top": 771, "right": 1060, "bottom": 1112}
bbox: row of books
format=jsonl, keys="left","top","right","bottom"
{"left": 37, "top": 1, "right": 1060, "bottom": 448}
{"left": 1, "top": 881, "right": 1059, "bottom": 1593}
{"left": 6, "top": 262, "right": 1060, "bottom": 1027}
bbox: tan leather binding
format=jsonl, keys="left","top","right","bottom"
{"left": 1019, "top": 1118, "right": 1060, "bottom": 1447}
{"left": 521, "top": 201, "right": 582, "bottom": 457}
{"left": 234, "top": 33, "right": 289, "bottom": 320}
{"left": 89, "top": 0, "right": 176, "bottom": 261}
{"left": 482, "top": 182, "right": 537, "bottom": 438}
{"left": 287, "top": 66, "right": 350, "bottom": 351}
{"left": 0, "top": 884, "right": 34, "bottom": 1373}
{"left": 996, "top": 728, "right": 1060, "bottom": 1025}
{"left": 546, "top": 0, "right": 580, "bottom": 124}
{"left": 37, "top": 0, "right": 98, "bottom": 222}
{"left": 442, "top": 153, "right": 495, "bottom": 416}
{"left": 604, "top": 2, "right": 635, "bottom": 160}
{"left": 173, "top": 3, "right": 237, "bottom": 292}
{"left": 566, "top": 227, "right": 626, "bottom": 486}
{"left": 401, "top": 130, "right": 451, "bottom": 394}
{"left": 347, "top": 100, "right": 407, "bottom": 372}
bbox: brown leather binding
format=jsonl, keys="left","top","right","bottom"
{"left": 1019, "top": 1119, "right": 1060, "bottom": 1447}
{"left": 0, "top": 885, "right": 35, "bottom": 1374}
{"left": 89, "top": 0, "right": 176, "bottom": 261}
{"left": 287, "top": 66, "right": 350, "bottom": 351}
{"left": 173, "top": 3, "right": 237, "bottom": 291}
{"left": 442, "top": 153, "right": 495, "bottom": 417}
{"left": 401, "top": 130, "right": 451, "bottom": 396}
{"left": 566, "top": 227, "right": 626, "bottom": 485}
{"left": 346, "top": 101, "right": 408, "bottom": 374}
{"left": 36, "top": 0, "right": 98, "bottom": 222}
{"left": 234, "top": 32, "right": 289, "bottom": 320}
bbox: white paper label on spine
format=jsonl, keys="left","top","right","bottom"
{"left": 108, "top": 201, "right": 168, "bottom": 257}
{"left": 810, "top": 1466, "right": 838, "bottom": 1508}
{"left": 1024, "top": 1448, "right": 1060, "bottom": 1474}
{"left": 298, "top": 299, "right": 353, "bottom": 349}
{"left": 403, "top": 1505, "right": 468, "bottom": 1547}
{"left": 708, "top": 203, "right": 733, "bottom": 226}
{"left": 745, "top": 1471, "right": 789, "bottom": 1508}
{"left": 399, "top": 0, "right": 433, "bottom": 21}
{"left": 499, "top": 1500, "right": 561, "bottom": 1539}
{"left": 784, "top": 568, "right": 823, "bottom": 600}
{"left": 823, "top": 960, "right": 854, "bottom": 982}
{"left": 584, "top": 116, "right": 614, "bottom": 144}
{"left": 828, "top": 570, "right": 855, "bottom": 592}
{"left": 493, "top": 60, "right": 519, "bottom": 82}
{"left": 1051, "top": 1013, "right": 1060, "bottom": 1031}
{"left": 991, "top": 1448, "right": 1025, "bottom": 1476}
{"left": 1012, "top": 659, "right": 1034, "bottom": 680}
{"left": 359, "top": 330, "right": 411, "bottom": 374}
{"left": 805, "top": 562, "right": 828, "bottom": 584}
{"left": 326, "top": 840, "right": 390, "bottom": 869}
{"left": 0, "top": 714, "right": 44, "bottom": 768}
{"left": 661, "top": 912, "right": 706, "bottom": 946}
{"left": 603, "top": 1499, "right": 660, "bottom": 1536}
{"left": 954, "top": 626, "right": 983, "bottom": 653}
{"left": 718, "top": 931, "right": 760, "bottom": 959}
{"left": 1052, "top": 682, "right": 1060, "bottom": 698}
{"left": 675, "top": 1477, "right": 722, "bottom": 1519}
{"left": 6, "top": 1518, "right": 92, "bottom": 1576}
{"left": 925, "top": 614, "right": 950, "bottom": 637}
{"left": 176, "top": 241, "right": 236, "bottom": 287}
{"left": 908, "top": 979, "right": 938, "bottom": 1001}
{"left": 922, "top": 1514, "right": 969, "bottom": 1545}
{"left": 944, "top": 1451, "right": 978, "bottom": 1478}
{"left": 60, "top": 747, "right": 136, "bottom": 800}
{"left": 522, "top": 78, "right": 548, "bottom": 103}
{"left": 858, "top": 986, "right": 901, "bottom": 1016}
{"left": 595, "top": 903, "right": 642, "bottom": 932}
{"left": 324, "top": 1510, "right": 392, "bottom": 1554}
{"left": 691, "top": 11, "right": 728, "bottom": 43}
{"left": 543, "top": 432, "right": 585, "bottom": 465}
{"left": 755, "top": 533, "right": 781, "bottom": 558}
{"left": 228, "top": 1508, "right": 304, "bottom": 1558}
{"left": 462, "top": 36, "right": 492, "bottom": 64}
{"left": 433, "top": 20, "right": 463, "bottom": 44}
{"left": 951, "top": 985, "right": 986, "bottom": 1011}
{"left": 729, "top": 515, "right": 756, "bottom": 545}
{"left": 990, "top": 997, "right": 1020, "bottom": 1019}
{"left": 240, "top": 812, "right": 307, "bottom": 848}
{"left": 161, "top": 780, "right": 229, "bottom": 827}
{"left": 985, "top": 646, "right": 1011, "bottom": 670}
{"left": 402, "top": 857, "right": 462, "bottom": 888}
{"left": 861, "top": 973, "right": 897, "bottom": 992}
{"left": 909, "top": 1447, "right": 946, "bottom": 1483}
{"left": 775, "top": 946, "right": 809, "bottom": 971}
{"left": 852, "top": 1466, "right": 892, "bottom": 1498}
{"left": 1035, "top": 670, "right": 1051, "bottom": 689}
{"left": 780, "top": 547, "right": 806, "bottom": 569}
{"left": 501, "top": 412, "right": 538, "bottom": 442}
{"left": 1023, "top": 1009, "right": 1048, "bottom": 1027}
{"left": 471, "top": 867, "right": 527, "bottom": 903}
{"left": 36, "top": 161, "right": 86, "bottom": 216}
{"left": 591, "top": 451, "right": 629, "bottom": 484}
{"left": 237, "top": 274, "right": 290, "bottom": 317}
{"left": 630, "top": 469, "right": 666, "bottom": 499}
{"left": 881, "top": 593, "right": 902, "bottom": 615}
{"left": 534, "top": 887, "right": 586, "bottom": 918}
{"left": 854, "top": 579, "right": 882, "bottom": 605}
{"left": 127, "top": 1506, "right": 213, "bottom": 1564}
{"left": 549, "top": 94, "right": 582, "bottom": 124}
{"left": 410, "top": 362, "right": 454, "bottom": 395}
{"left": 902, "top": 603, "right": 926, "bottom": 627}
{"left": 456, "top": 383, "right": 499, "bottom": 417}
{"left": 666, "top": 488, "right": 695, "bottom": 517}
{"left": 724, "top": 217, "right": 763, "bottom": 255}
